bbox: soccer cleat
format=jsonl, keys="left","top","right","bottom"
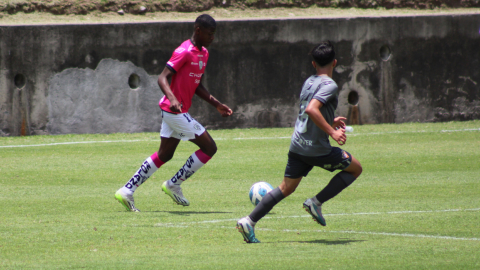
{"left": 115, "top": 189, "right": 140, "bottom": 212}
{"left": 303, "top": 198, "right": 326, "bottom": 226}
{"left": 162, "top": 181, "right": 190, "bottom": 206}
{"left": 236, "top": 217, "right": 260, "bottom": 243}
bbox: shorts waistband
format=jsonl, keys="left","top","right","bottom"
{"left": 161, "top": 109, "right": 181, "bottom": 115}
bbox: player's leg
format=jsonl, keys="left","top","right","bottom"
{"left": 237, "top": 152, "right": 311, "bottom": 243}
{"left": 190, "top": 129, "right": 217, "bottom": 157}
{"left": 343, "top": 155, "right": 362, "bottom": 178}
{"left": 237, "top": 176, "right": 303, "bottom": 243}
{"left": 174, "top": 130, "right": 217, "bottom": 186}
{"left": 157, "top": 136, "right": 181, "bottom": 163}
{"left": 250, "top": 176, "right": 301, "bottom": 221}
{"left": 162, "top": 131, "right": 215, "bottom": 206}
{"left": 115, "top": 138, "right": 177, "bottom": 212}
{"left": 161, "top": 113, "right": 212, "bottom": 206}
{"left": 314, "top": 154, "right": 361, "bottom": 204}
{"left": 305, "top": 149, "right": 362, "bottom": 225}
{"left": 115, "top": 112, "right": 179, "bottom": 212}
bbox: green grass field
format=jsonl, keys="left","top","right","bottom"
{"left": 1, "top": 121, "right": 479, "bottom": 269}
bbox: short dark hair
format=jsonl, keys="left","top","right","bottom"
{"left": 195, "top": 14, "right": 216, "bottom": 29}
{"left": 310, "top": 41, "right": 335, "bottom": 67}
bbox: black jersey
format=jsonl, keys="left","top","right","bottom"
{"left": 289, "top": 75, "right": 338, "bottom": 157}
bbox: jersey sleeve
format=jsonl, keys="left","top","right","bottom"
{"left": 313, "top": 80, "right": 338, "bottom": 105}
{"left": 166, "top": 46, "right": 189, "bottom": 73}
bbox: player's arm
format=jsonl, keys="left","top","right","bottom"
{"left": 305, "top": 99, "right": 346, "bottom": 145}
{"left": 158, "top": 67, "right": 182, "bottom": 113}
{"left": 195, "top": 81, "right": 233, "bottom": 117}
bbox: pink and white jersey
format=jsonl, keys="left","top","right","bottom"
{"left": 159, "top": 39, "right": 209, "bottom": 113}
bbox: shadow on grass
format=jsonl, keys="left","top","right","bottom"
{"left": 278, "top": 239, "right": 365, "bottom": 245}
{"left": 148, "top": 211, "right": 232, "bottom": 215}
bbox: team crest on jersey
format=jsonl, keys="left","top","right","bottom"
{"left": 194, "top": 124, "right": 201, "bottom": 130}
{"left": 199, "top": 61, "right": 203, "bottom": 70}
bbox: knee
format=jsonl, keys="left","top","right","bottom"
{"left": 284, "top": 186, "right": 296, "bottom": 197}
{"left": 157, "top": 152, "right": 173, "bottom": 163}
{"left": 279, "top": 184, "right": 296, "bottom": 197}
{"left": 355, "top": 164, "right": 363, "bottom": 178}
{"left": 202, "top": 142, "right": 217, "bottom": 157}
{"left": 349, "top": 158, "right": 363, "bottom": 179}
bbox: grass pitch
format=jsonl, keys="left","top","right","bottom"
{"left": 1, "top": 121, "right": 479, "bottom": 269}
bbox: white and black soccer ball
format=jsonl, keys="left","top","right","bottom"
{"left": 249, "top": 182, "right": 274, "bottom": 206}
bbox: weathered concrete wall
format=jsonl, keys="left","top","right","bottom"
{"left": 48, "top": 59, "right": 162, "bottom": 134}
{"left": 0, "top": 15, "right": 479, "bottom": 135}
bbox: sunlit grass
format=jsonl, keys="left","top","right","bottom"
{"left": 0, "top": 121, "right": 479, "bottom": 269}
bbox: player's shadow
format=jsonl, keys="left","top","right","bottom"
{"left": 150, "top": 211, "right": 232, "bottom": 215}
{"left": 278, "top": 239, "right": 364, "bottom": 245}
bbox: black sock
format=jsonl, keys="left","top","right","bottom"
{"left": 315, "top": 171, "right": 356, "bottom": 204}
{"left": 248, "top": 187, "right": 285, "bottom": 223}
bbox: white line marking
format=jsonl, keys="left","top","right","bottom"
{"left": 153, "top": 208, "right": 480, "bottom": 227}
{"left": 1, "top": 127, "right": 478, "bottom": 148}
{"left": 347, "top": 128, "right": 480, "bottom": 137}
{"left": 191, "top": 208, "right": 480, "bottom": 241}
{"left": 153, "top": 208, "right": 480, "bottom": 240}
{"left": 0, "top": 139, "right": 153, "bottom": 148}
{"left": 165, "top": 208, "right": 480, "bottom": 242}
{"left": 230, "top": 136, "right": 291, "bottom": 140}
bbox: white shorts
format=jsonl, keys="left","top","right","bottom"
{"left": 160, "top": 110, "right": 206, "bottom": 141}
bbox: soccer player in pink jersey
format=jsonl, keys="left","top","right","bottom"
{"left": 115, "top": 14, "right": 233, "bottom": 211}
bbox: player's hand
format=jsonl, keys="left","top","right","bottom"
{"left": 169, "top": 99, "right": 182, "bottom": 113}
{"left": 217, "top": 104, "right": 233, "bottom": 117}
{"left": 331, "top": 128, "right": 347, "bottom": 146}
{"left": 332, "top": 116, "right": 347, "bottom": 130}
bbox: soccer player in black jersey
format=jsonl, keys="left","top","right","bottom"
{"left": 237, "top": 41, "right": 363, "bottom": 243}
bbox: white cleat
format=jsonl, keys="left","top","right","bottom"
{"left": 162, "top": 181, "right": 190, "bottom": 206}
{"left": 303, "top": 198, "right": 326, "bottom": 226}
{"left": 236, "top": 217, "right": 260, "bottom": 243}
{"left": 115, "top": 189, "right": 140, "bottom": 212}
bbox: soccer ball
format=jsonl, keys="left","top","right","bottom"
{"left": 249, "top": 182, "right": 274, "bottom": 206}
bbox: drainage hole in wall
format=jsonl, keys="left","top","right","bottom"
{"left": 14, "top": 74, "right": 26, "bottom": 89}
{"left": 348, "top": 90, "right": 359, "bottom": 105}
{"left": 380, "top": 45, "right": 391, "bottom": 61}
{"left": 128, "top": 73, "right": 140, "bottom": 89}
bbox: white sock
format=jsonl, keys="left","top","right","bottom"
{"left": 121, "top": 153, "right": 164, "bottom": 195}
{"left": 311, "top": 196, "right": 322, "bottom": 206}
{"left": 246, "top": 216, "right": 256, "bottom": 226}
{"left": 167, "top": 150, "right": 211, "bottom": 186}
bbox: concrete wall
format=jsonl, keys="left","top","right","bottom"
{"left": 0, "top": 15, "right": 479, "bottom": 136}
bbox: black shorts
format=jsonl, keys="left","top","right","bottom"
{"left": 284, "top": 147, "right": 353, "bottom": 178}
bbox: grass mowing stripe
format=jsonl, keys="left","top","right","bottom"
{"left": 1, "top": 122, "right": 479, "bottom": 269}
{"left": 152, "top": 208, "right": 480, "bottom": 226}
{"left": 1, "top": 127, "right": 479, "bottom": 148}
